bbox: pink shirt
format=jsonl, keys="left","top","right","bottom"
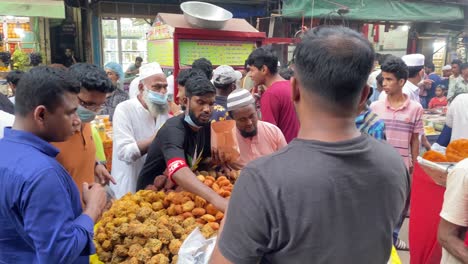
{"left": 260, "top": 80, "right": 300, "bottom": 143}
{"left": 370, "top": 95, "right": 423, "bottom": 168}
{"left": 236, "top": 121, "right": 287, "bottom": 167}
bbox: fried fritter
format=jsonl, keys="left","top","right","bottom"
{"left": 158, "top": 227, "right": 174, "bottom": 244}
{"left": 113, "top": 244, "right": 128, "bottom": 257}
{"left": 148, "top": 254, "right": 170, "bottom": 264}
{"left": 145, "top": 238, "right": 163, "bottom": 254}
{"left": 136, "top": 247, "right": 152, "bottom": 262}
{"left": 169, "top": 239, "right": 182, "bottom": 255}
{"left": 128, "top": 244, "right": 143, "bottom": 257}
{"left": 136, "top": 206, "right": 153, "bottom": 221}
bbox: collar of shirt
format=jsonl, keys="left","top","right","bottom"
{"left": 3, "top": 128, "right": 59, "bottom": 157}
{"left": 405, "top": 81, "right": 419, "bottom": 93}
{"left": 385, "top": 94, "right": 410, "bottom": 111}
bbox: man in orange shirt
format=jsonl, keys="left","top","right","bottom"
{"left": 52, "top": 63, "right": 116, "bottom": 196}
{"left": 226, "top": 88, "right": 287, "bottom": 168}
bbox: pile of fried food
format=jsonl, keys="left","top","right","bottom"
{"left": 423, "top": 139, "right": 468, "bottom": 163}
{"left": 94, "top": 172, "right": 239, "bottom": 264}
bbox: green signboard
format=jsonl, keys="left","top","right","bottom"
{"left": 148, "top": 39, "right": 174, "bottom": 67}
{"left": 179, "top": 40, "right": 255, "bottom": 66}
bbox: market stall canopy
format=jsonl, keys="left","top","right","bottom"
{"left": 0, "top": 0, "right": 65, "bottom": 19}
{"left": 282, "top": 0, "right": 464, "bottom": 22}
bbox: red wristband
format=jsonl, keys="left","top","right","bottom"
{"left": 167, "top": 158, "right": 188, "bottom": 183}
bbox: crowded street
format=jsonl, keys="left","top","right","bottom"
{"left": 0, "top": 0, "right": 467, "bottom": 263}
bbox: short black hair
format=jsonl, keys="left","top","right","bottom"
{"left": 185, "top": 75, "right": 216, "bottom": 98}
{"left": 279, "top": 68, "right": 294, "bottom": 80}
{"left": 425, "top": 62, "right": 435, "bottom": 72}
{"left": 381, "top": 56, "right": 408, "bottom": 81}
{"left": 69, "top": 63, "right": 115, "bottom": 93}
{"left": 192, "top": 58, "right": 213, "bottom": 80}
{"left": 246, "top": 46, "right": 278, "bottom": 75}
{"left": 6, "top": 70, "right": 24, "bottom": 86}
{"left": 135, "top": 57, "right": 143, "bottom": 62}
{"left": 408, "top": 66, "right": 424, "bottom": 78}
{"left": 177, "top": 69, "right": 204, "bottom": 86}
{"left": 378, "top": 54, "right": 391, "bottom": 66}
{"left": 15, "top": 66, "right": 80, "bottom": 116}
{"left": 452, "top": 59, "right": 463, "bottom": 66}
{"left": 461, "top": 63, "right": 468, "bottom": 71}
{"left": 292, "top": 26, "right": 374, "bottom": 110}
{"left": 376, "top": 73, "right": 383, "bottom": 87}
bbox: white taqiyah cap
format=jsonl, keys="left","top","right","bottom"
{"left": 138, "top": 62, "right": 164, "bottom": 81}
{"left": 227, "top": 88, "right": 255, "bottom": 112}
{"left": 442, "top": 65, "right": 452, "bottom": 70}
{"left": 402, "top": 54, "right": 425, "bottom": 67}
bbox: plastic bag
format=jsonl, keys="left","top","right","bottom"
{"left": 211, "top": 120, "right": 240, "bottom": 163}
{"left": 177, "top": 227, "right": 217, "bottom": 264}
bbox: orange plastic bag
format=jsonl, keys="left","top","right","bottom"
{"left": 211, "top": 120, "right": 240, "bottom": 163}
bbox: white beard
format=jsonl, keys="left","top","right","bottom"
{"left": 143, "top": 90, "right": 169, "bottom": 119}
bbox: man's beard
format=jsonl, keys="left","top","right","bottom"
{"left": 143, "top": 90, "right": 169, "bottom": 118}
{"left": 240, "top": 128, "right": 257, "bottom": 138}
{"left": 188, "top": 108, "right": 210, "bottom": 127}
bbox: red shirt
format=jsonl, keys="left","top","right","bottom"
{"left": 428, "top": 96, "right": 448, "bottom": 109}
{"left": 260, "top": 80, "right": 299, "bottom": 143}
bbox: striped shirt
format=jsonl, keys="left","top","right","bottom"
{"left": 370, "top": 95, "right": 424, "bottom": 168}
{"left": 355, "top": 109, "right": 386, "bottom": 141}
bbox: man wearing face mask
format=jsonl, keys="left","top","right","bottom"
{"left": 110, "top": 62, "right": 170, "bottom": 198}
{"left": 52, "top": 63, "right": 116, "bottom": 197}
{"left": 138, "top": 75, "right": 228, "bottom": 212}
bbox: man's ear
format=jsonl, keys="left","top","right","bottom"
{"left": 33, "top": 105, "right": 47, "bottom": 127}
{"left": 398, "top": 78, "right": 406, "bottom": 87}
{"left": 358, "top": 85, "right": 371, "bottom": 106}
{"left": 291, "top": 77, "right": 300, "bottom": 103}
{"left": 138, "top": 82, "right": 144, "bottom": 93}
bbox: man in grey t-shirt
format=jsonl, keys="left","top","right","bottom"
{"left": 210, "top": 26, "right": 410, "bottom": 264}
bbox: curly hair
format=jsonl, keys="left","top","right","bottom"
{"left": 192, "top": 58, "right": 213, "bottom": 80}
{"left": 381, "top": 56, "right": 408, "bottom": 81}
{"left": 185, "top": 75, "right": 215, "bottom": 98}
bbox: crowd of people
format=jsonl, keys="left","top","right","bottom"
{"left": 0, "top": 25, "right": 467, "bottom": 263}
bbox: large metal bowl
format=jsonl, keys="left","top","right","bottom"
{"left": 180, "top": 1, "right": 233, "bottom": 30}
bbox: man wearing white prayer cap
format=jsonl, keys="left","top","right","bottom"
{"left": 442, "top": 65, "right": 452, "bottom": 78}
{"left": 110, "top": 62, "right": 170, "bottom": 198}
{"left": 226, "top": 88, "right": 287, "bottom": 168}
{"left": 379, "top": 54, "right": 425, "bottom": 104}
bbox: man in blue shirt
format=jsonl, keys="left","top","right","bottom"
{"left": 0, "top": 66, "right": 107, "bottom": 263}
{"left": 355, "top": 86, "right": 386, "bottom": 140}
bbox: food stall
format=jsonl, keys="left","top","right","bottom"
{"left": 146, "top": 12, "right": 265, "bottom": 95}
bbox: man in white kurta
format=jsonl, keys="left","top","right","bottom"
{"left": 110, "top": 63, "right": 170, "bottom": 198}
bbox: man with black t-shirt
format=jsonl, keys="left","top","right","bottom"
{"left": 138, "top": 75, "right": 228, "bottom": 212}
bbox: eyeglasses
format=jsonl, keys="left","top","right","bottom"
{"left": 77, "top": 96, "right": 105, "bottom": 112}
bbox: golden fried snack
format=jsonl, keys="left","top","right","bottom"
{"left": 191, "top": 207, "right": 206, "bottom": 217}
{"left": 98, "top": 251, "right": 112, "bottom": 262}
{"left": 217, "top": 179, "right": 231, "bottom": 187}
{"left": 128, "top": 244, "right": 143, "bottom": 258}
{"left": 136, "top": 247, "right": 152, "bottom": 262}
{"left": 113, "top": 244, "right": 128, "bottom": 257}
{"left": 203, "top": 179, "right": 214, "bottom": 187}
{"left": 182, "top": 201, "right": 195, "bottom": 212}
{"left": 160, "top": 246, "right": 171, "bottom": 257}
{"left": 132, "top": 236, "right": 147, "bottom": 246}
{"left": 171, "top": 255, "right": 179, "bottom": 264}
{"left": 212, "top": 183, "right": 220, "bottom": 192}
{"left": 152, "top": 201, "right": 164, "bottom": 211}
{"left": 142, "top": 225, "right": 159, "bottom": 238}
{"left": 181, "top": 212, "right": 193, "bottom": 219}
{"left": 207, "top": 222, "right": 220, "bottom": 231}
{"left": 205, "top": 176, "right": 216, "bottom": 182}
{"left": 101, "top": 240, "right": 112, "bottom": 251}
{"left": 205, "top": 204, "right": 218, "bottom": 216}
{"left": 169, "top": 239, "right": 182, "bottom": 255}
{"left": 171, "top": 223, "right": 185, "bottom": 239}
{"left": 215, "top": 211, "right": 224, "bottom": 221}
{"left": 201, "top": 214, "right": 216, "bottom": 223}
{"left": 158, "top": 227, "right": 175, "bottom": 244}
{"left": 148, "top": 254, "right": 170, "bottom": 264}
{"left": 196, "top": 175, "right": 205, "bottom": 182}
{"left": 136, "top": 206, "right": 153, "bottom": 221}
{"left": 145, "top": 238, "right": 163, "bottom": 254}
{"left": 95, "top": 232, "right": 107, "bottom": 243}
{"left": 182, "top": 217, "right": 196, "bottom": 228}
{"left": 194, "top": 196, "right": 207, "bottom": 208}
{"left": 174, "top": 204, "right": 183, "bottom": 215}
{"left": 201, "top": 224, "right": 216, "bottom": 238}
{"left": 126, "top": 257, "right": 139, "bottom": 264}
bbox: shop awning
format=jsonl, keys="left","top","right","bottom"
{"left": 0, "top": 0, "right": 65, "bottom": 19}
{"left": 282, "top": 0, "right": 464, "bottom": 22}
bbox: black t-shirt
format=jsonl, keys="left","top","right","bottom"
{"left": 0, "top": 93, "right": 14, "bottom": 114}
{"left": 219, "top": 135, "right": 410, "bottom": 263}
{"left": 137, "top": 115, "right": 211, "bottom": 190}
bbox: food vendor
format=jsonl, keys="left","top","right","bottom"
{"left": 110, "top": 62, "right": 170, "bottom": 198}
{"left": 225, "top": 88, "right": 286, "bottom": 168}
{"left": 52, "top": 63, "right": 116, "bottom": 196}
{"left": 138, "top": 74, "right": 228, "bottom": 212}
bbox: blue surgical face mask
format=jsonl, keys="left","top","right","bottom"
{"left": 146, "top": 88, "right": 168, "bottom": 105}
{"left": 76, "top": 105, "right": 97, "bottom": 123}
{"left": 184, "top": 112, "right": 201, "bottom": 129}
